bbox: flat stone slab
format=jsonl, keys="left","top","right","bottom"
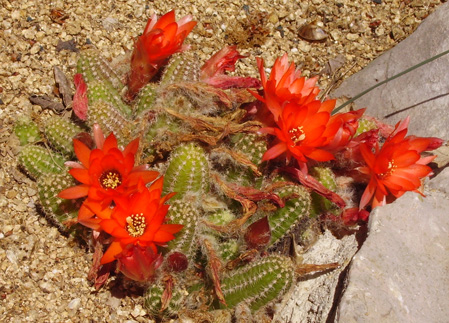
{"left": 335, "top": 188, "right": 449, "bottom": 323}
{"left": 332, "top": 1, "right": 449, "bottom": 140}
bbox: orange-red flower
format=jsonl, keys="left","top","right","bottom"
{"left": 261, "top": 99, "right": 340, "bottom": 171}
{"left": 251, "top": 54, "right": 320, "bottom": 122}
{"left": 358, "top": 118, "right": 442, "bottom": 209}
{"left": 95, "top": 178, "right": 182, "bottom": 264}
{"left": 324, "top": 108, "right": 366, "bottom": 151}
{"left": 58, "top": 125, "right": 159, "bottom": 208}
{"left": 126, "top": 10, "right": 197, "bottom": 100}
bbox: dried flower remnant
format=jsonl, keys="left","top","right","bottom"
{"left": 126, "top": 10, "right": 197, "bottom": 100}
{"left": 72, "top": 74, "right": 88, "bottom": 121}
{"left": 358, "top": 118, "right": 443, "bottom": 210}
{"left": 200, "top": 46, "right": 261, "bottom": 89}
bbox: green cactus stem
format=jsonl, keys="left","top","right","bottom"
{"left": 134, "top": 83, "right": 158, "bottom": 117}
{"left": 88, "top": 81, "right": 132, "bottom": 117}
{"left": 160, "top": 54, "right": 199, "bottom": 86}
{"left": 18, "top": 145, "right": 66, "bottom": 179}
{"left": 44, "top": 116, "right": 83, "bottom": 157}
{"left": 143, "top": 279, "right": 186, "bottom": 318}
{"left": 163, "top": 143, "right": 210, "bottom": 199}
{"left": 13, "top": 116, "right": 42, "bottom": 146}
{"left": 219, "top": 255, "right": 295, "bottom": 312}
{"left": 37, "top": 172, "right": 80, "bottom": 231}
{"left": 309, "top": 166, "right": 339, "bottom": 216}
{"left": 86, "top": 101, "right": 134, "bottom": 145}
{"left": 76, "top": 49, "right": 123, "bottom": 92}
{"left": 355, "top": 117, "right": 377, "bottom": 136}
{"left": 166, "top": 200, "right": 201, "bottom": 257}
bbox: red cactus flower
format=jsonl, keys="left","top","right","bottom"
{"left": 261, "top": 99, "right": 340, "bottom": 172}
{"left": 250, "top": 54, "right": 321, "bottom": 122}
{"left": 126, "top": 10, "right": 197, "bottom": 100}
{"left": 116, "top": 244, "right": 163, "bottom": 282}
{"left": 58, "top": 125, "right": 159, "bottom": 207}
{"left": 96, "top": 178, "right": 182, "bottom": 264}
{"left": 200, "top": 45, "right": 261, "bottom": 89}
{"left": 358, "top": 118, "right": 442, "bottom": 210}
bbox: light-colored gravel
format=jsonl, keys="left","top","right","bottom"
{"left": 0, "top": 0, "right": 443, "bottom": 321}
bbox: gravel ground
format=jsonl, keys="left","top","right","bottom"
{"left": 0, "top": 0, "right": 443, "bottom": 322}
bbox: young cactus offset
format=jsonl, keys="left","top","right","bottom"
{"left": 219, "top": 255, "right": 295, "bottom": 312}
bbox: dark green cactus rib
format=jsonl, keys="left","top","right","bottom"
{"left": 160, "top": 54, "right": 200, "bottom": 86}
{"left": 13, "top": 116, "right": 42, "bottom": 146}
{"left": 44, "top": 116, "right": 83, "bottom": 157}
{"left": 220, "top": 255, "right": 295, "bottom": 312}
{"left": 144, "top": 281, "right": 185, "bottom": 317}
{"left": 18, "top": 145, "right": 66, "bottom": 179}
{"left": 166, "top": 200, "right": 200, "bottom": 256}
{"left": 163, "top": 143, "right": 210, "bottom": 199}
{"left": 268, "top": 184, "right": 311, "bottom": 247}
{"left": 37, "top": 172, "right": 80, "bottom": 231}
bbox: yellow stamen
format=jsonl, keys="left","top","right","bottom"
{"left": 289, "top": 126, "right": 306, "bottom": 147}
{"left": 379, "top": 160, "right": 397, "bottom": 178}
{"left": 126, "top": 213, "right": 146, "bottom": 237}
{"left": 99, "top": 170, "right": 122, "bottom": 189}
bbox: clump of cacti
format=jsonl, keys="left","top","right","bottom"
{"left": 16, "top": 9, "right": 443, "bottom": 321}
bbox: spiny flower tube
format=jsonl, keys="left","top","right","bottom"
{"left": 261, "top": 99, "right": 340, "bottom": 172}
{"left": 58, "top": 125, "right": 159, "bottom": 228}
{"left": 116, "top": 244, "right": 163, "bottom": 282}
{"left": 250, "top": 53, "right": 321, "bottom": 122}
{"left": 126, "top": 10, "right": 197, "bottom": 100}
{"left": 358, "top": 118, "right": 443, "bottom": 210}
{"left": 95, "top": 178, "right": 182, "bottom": 264}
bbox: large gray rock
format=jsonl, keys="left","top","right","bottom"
{"left": 335, "top": 188, "right": 449, "bottom": 323}
{"left": 332, "top": 1, "right": 449, "bottom": 140}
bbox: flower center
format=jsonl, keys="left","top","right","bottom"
{"left": 99, "top": 170, "right": 122, "bottom": 189}
{"left": 289, "top": 126, "right": 306, "bottom": 146}
{"left": 126, "top": 213, "right": 146, "bottom": 237}
{"left": 379, "top": 160, "right": 397, "bottom": 178}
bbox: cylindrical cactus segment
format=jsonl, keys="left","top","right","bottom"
{"left": 88, "top": 81, "right": 132, "bottom": 117}
{"left": 163, "top": 143, "right": 210, "bottom": 199}
{"left": 44, "top": 116, "right": 83, "bottom": 157}
{"left": 143, "top": 280, "right": 185, "bottom": 318}
{"left": 86, "top": 100, "right": 133, "bottom": 145}
{"left": 13, "top": 116, "right": 42, "bottom": 146}
{"left": 309, "top": 166, "right": 339, "bottom": 215}
{"left": 220, "top": 255, "right": 295, "bottom": 312}
{"left": 18, "top": 145, "right": 66, "bottom": 179}
{"left": 268, "top": 184, "right": 311, "bottom": 246}
{"left": 230, "top": 133, "right": 267, "bottom": 166}
{"left": 76, "top": 49, "right": 123, "bottom": 92}
{"left": 134, "top": 83, "right": 158, "bottom": 117}
{"left": 160, "top": 54, "right": 200, "bottom": 86}
{"left": 37, "top": 172, "right": 80, "bottom": 230}
{"left": 166, "top": 200, "right": 200, "bottom": 257}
